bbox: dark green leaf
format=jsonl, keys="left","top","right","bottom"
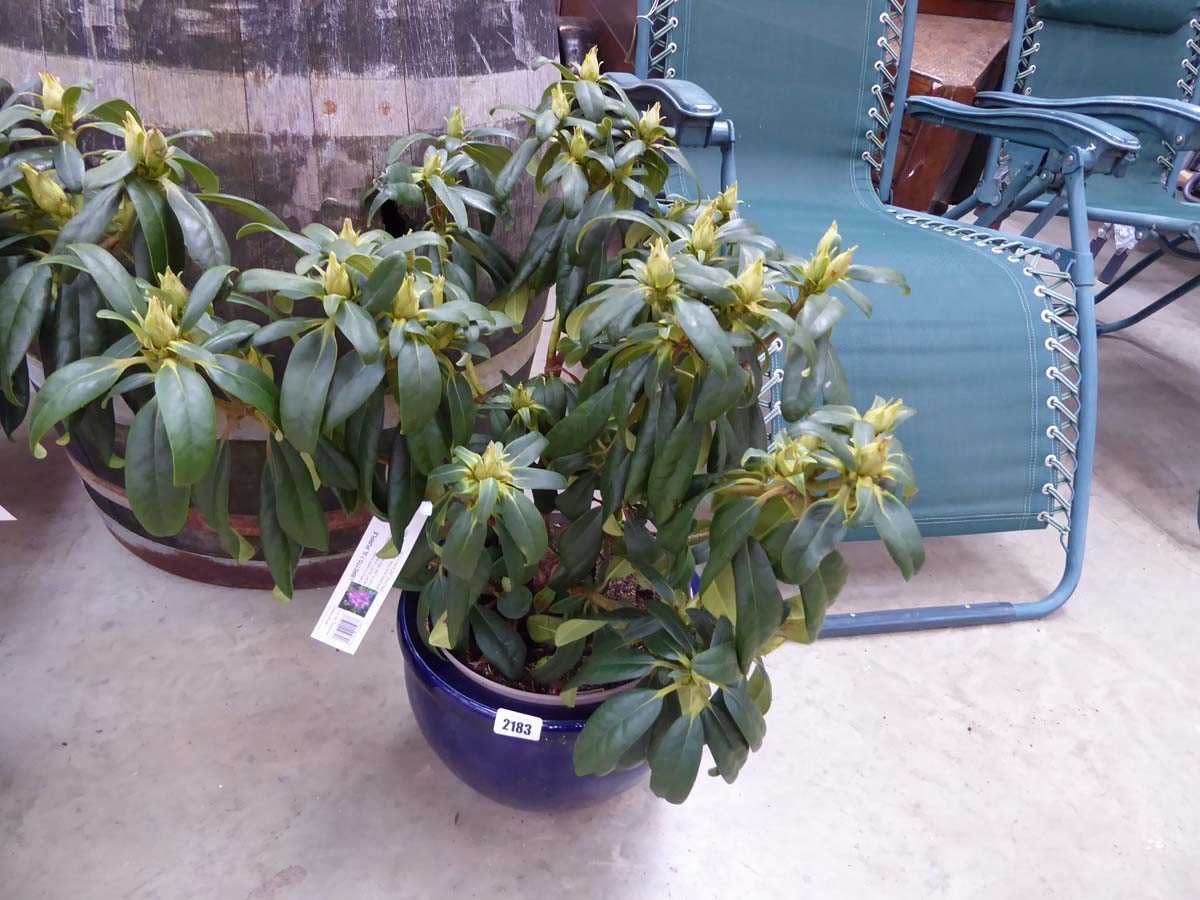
{"left": 674, "top": 297, "right": 733, "bottom": 377}
{"left": 470, "top": 606, "right": 526, "bottom": 680}
{"left": 325, "top": 353, "right": 385, "bottom": 430}
{"left": 153, "top": 360, "right": 216, "bottom": 486}
{"left": 313, "top": 435, "right": 359, "bottom": 491}
{"left": 387, "top": 433, "right": 427, "bottom": 549}
{"left": 359, "top": 253, "right": 407, "bottom": 314}
{"left": 497, "top": 584, "right": 532, "bottom": 619}
{"left": 649, "top": 713, "right": 705, "bottom": 803}
{"left": 125, "top": 177, "right": 172, "bottom": 277}
{"left": 164, "top": 180, "right": 230, "bottom": 268}
{"left": 573, "top": 688, "right": 664, "bottom": 776}
{"left": 188, "top": 349, "right": 279, "bottom": 424}
{"left": 873, "top": 490, "right": 925, "bottom": 580}
{"left": 259, "top": 462, "right": 300, "bottom": 600}
{"left": 690, "top": 642, "right": 741, "bottom": 686}
{"left": 194, "top": 440, "right": 252, "bottom": 562}
{"left": 194, "top": 192, "right": 287, "bottom": 230}
{"left": 732, "top": 541, "right": 783, "bottom": 672}
{"left": 530, "top": 640, "right": 585, "bottom": 684}
{"left": 543, "top": 382, "right": 615, "bottom": 458}
{"left": 721, "top": 681, "right": 766, "bottom": 751}
{"left": 394, "top": 338, "right": 441, "bottom": 432}
{"left": 180, "top": 265, "right": 236, "bottom": 331}
{"left": 441, "top": 507, "right": 486, "bottom": 580}
{"left": 26, "top": 355, "right": 132, "bottom": 453}
{"left": 55, "top": 181, "right": 123, "bottom": 251}
{"left": 571, "top": 649, "right": 656, "bottom": 686}
{"left": 270, "top": 439, "right": 329, "bottom": 551}
{"left": 0, "top": 263, "right": 51, "bottom": 387}
{"left": 280, "top": 323, "right": 337, "bottom": 452}
{"left": 53, "top": 141, "right": 84, "bottom": 192}
{"left": 699, "top": 497, "right": 761, "bottom": 595}
{"left": 702, "top": 699, "right": 749, "bottom": 784}
{"left": 647, "top": 413, "right": 702, "bottom": 524}
{"left": 67, "top": 243, "right": 142, "bottom": 317}
{"left": 125, "top": 398, "right": 191, "bottom": 536}
{"left": 783, "top": 498, "right": 847, "bottom": 583}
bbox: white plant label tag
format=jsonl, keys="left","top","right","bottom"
{"left": 0, "top": 505, "right": 14, "bottom": 522}
{"left": 493, "top": 708, "right": 543, "bottom": 742}
{"left": 311, "top": 503, "right": 431, "bottom": 655}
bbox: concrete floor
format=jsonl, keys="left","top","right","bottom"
{"left": 2, "top": 237, "right": 1198, "bottom": 899}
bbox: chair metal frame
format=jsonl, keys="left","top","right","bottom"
{"left": 953, "top": 0, "right": 1200, "bottom": 335}
{"left": 630, "top": 0, "right": 1123, "bottom": 638}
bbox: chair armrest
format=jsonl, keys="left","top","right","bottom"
{"left": 976, "top": 91, "right": 1200, "bottom": 152}
{"left": 607, "top": 72, "right": 723, "bottom": 147}
{"left": 907, "top": 96, "right": 1140, "bottom": 176}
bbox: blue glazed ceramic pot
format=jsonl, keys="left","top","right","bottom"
{"left": 397, "top": 592, "right": 648, "bottom": 811}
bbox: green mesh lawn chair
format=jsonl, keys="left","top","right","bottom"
{"left": 953, "top": 1, "right": 1200, "bottom": 334}
{"left": 630, "top": 0, "right": 1140, "bottom": 637}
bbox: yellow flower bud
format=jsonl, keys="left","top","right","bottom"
{"left": 420, "top": 148, "right": 444, "bottom": 181}
{"left": 577, "top": 46, "right": 602, "bottom": 82}
{"left": 142, "top": 296, "right": 180, "bottom": 350}
{"left": 338, "top": 217, "right": 362, "bottom": 245}
{"left": 511, "top": 383, "right": 538, "bottom": 411}
{"left": 472, "top": 441, "right": 513, "bottom": 484}
{"left": 862, "top": 397, "right": 911, "bottom": 434}
{"left": 644, "top": 238, "right": 675, "bottom": 291}
{"left": 689, "top": 205, "right": 717, "bottom": 254}
{"left": 38, "top": 72, "right": 65, "bottom": 112}
{"left": 815, "top": 221, "right": 841, "bottom": 259}
{"left": 157, "top": 268, "right": 189, "bottom": 313}
{"left": 19, "top": 163, "right": 73, "bottom": 218}
{"left": 430, "top": 274, "right": 445, "bottom": 306}
{"left": 445, "top": 106, "right": 465, "bottom": 139}
{"left": 392, "top": 274, "right": 420, "bottom": 320}
{"left": 123, "top": 111, "right": 146, "bottom": 161}
{"left": 568, "top": 126, "right": 589, "bottom": 161}
{"left": 734, "top": 256, "right": 765, "bottom": 302}
{"left": 142, "top": 127, "right": 171, "bottom": 176}
{"left": 638, "top": 102, "right": 663, "bottom": 141}
{"left": 550, "top": 84, "right": 571, "bottom": 120}
{"left": 714, "top": 182, "right": 739, "bottom": 218}
{"left": 322, "top": 253, "right": 351, "bottom": 298}
{"left": 826, "top": 247, "right": 855, "bottom": 285}
{"left": 856, "top": 438, "right": 890, "bottom": 479}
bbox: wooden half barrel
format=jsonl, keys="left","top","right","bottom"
{"left": 6, "top": 1, "right": 560, "bottom": 587}
{"left": 0, "top": 1, "right": 558, "bottom": 263}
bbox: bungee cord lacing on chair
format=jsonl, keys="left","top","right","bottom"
{"left": 862, "top": 0, "right": 907, "bottom": 173}
{"left": 1013, "top": 5, "right": 1044, "bottom": 95}
{"left": 888, "top": 210, "right": 1082, "bottom": 546}
{"left": 640, "top": 0, "right": 682, "bottom": 78}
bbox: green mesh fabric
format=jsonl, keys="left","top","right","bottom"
{"left": 1037, "top": 0, "right": 1196, "bottom": 34}
{"left": 1031, "top": 18, "right": 1194, "bottom": 101}
{"left": 670, "top": 0, "right": 1057, "bottom": 535}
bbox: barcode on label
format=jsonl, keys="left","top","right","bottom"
{"left": 492, "top": 708, "right": 543, "bottom": 742}
{"left": 332, "top": 617, "right": 359, "bottom": 644}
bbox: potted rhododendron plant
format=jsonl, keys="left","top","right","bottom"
{"left": 230, "top": 50, "right": 923, "bottom": 807}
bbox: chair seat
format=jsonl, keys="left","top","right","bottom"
{"left": 730, "top": 160, "right": 1058, "bottom": 537}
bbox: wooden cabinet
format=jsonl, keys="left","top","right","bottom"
{"left": 890, "top": 14, "right": 1013, "bottom": 213}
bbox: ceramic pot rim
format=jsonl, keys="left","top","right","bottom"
{"left": 439, "top": 647, "right": 636, "bottom": 708}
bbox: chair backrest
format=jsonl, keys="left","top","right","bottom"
{"left": 1021, "top": 0, "right": 1200, "bottom": 101}
{"left": 640, "top": 0, "right": 915, "bottom": 205}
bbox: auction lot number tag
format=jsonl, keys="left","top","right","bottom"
{"left": 493, "top": 708, "right": 542, "bottom": 742}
